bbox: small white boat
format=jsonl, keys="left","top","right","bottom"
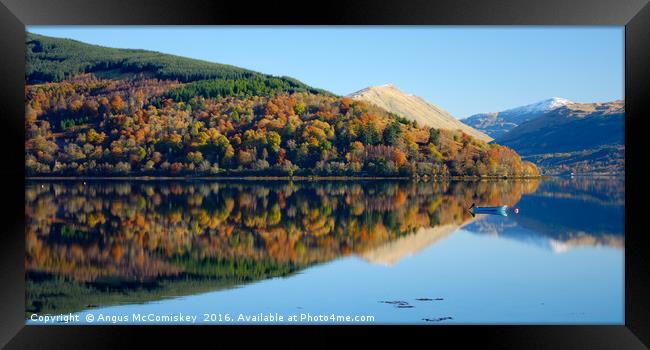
{"left": 469, "top": 204, "right": 508, "bottom": 217}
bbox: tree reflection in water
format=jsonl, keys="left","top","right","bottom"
{"left": 26, "top": 180, "right": 540, "bottom": 315}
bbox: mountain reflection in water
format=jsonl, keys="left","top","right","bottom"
{"left": 25, "top": 178, "right": 623, "bottom": 317}
{"left": 463, "top": 177, "right": 624, "bottom": 252}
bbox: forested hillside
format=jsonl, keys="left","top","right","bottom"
{"left": 26, "top": 32, "right": 326, "bottom": 96}
{"left": 25, "top": 33, "right": 538, "bottom": 178}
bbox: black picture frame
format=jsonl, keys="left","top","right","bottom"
{"left": 1, "top": 0, "right": 648, "bottom": 348}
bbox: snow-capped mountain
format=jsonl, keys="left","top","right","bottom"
{"left": 505, "top": 97, "right": 573, "bottom": 115}
{"left": 488, "top": 98, "right": 624, "bottom": 175}
{"left": 461, "top": 97, "right": 573, "bottom": 139}
{"left": 495, "top": 100, "right": 624, "bottom": 156}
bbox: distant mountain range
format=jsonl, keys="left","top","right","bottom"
{"left": 462, "top": 98, "right": 624, "bottom": 175}
{"left": 348, "top": 84, "right": 493, "bottom": 142}
{"left": 496, "top": 100, "right": 624, "bottom": 154}
{"left": 462, "top": 97, "right": 573, "bottom": 139}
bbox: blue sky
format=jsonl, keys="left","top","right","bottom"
{"left": 27, "top": 26, "right": 624, "bottom": 118}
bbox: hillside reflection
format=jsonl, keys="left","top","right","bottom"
{"left": 463, "top": 177, "right": 624, "bottom": 252}
{"left": 27, "top": 179, "right": 539, "bottom": 314}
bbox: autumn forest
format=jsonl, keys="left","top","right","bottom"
{"left": 25, "top": 33, "right": 539, "bottom": 178}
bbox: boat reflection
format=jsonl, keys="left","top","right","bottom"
{"left": 463, "top": 177, "right": 624, "bottom": 252}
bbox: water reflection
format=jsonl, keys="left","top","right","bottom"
{"left": 463, "top": 177, "right": 624, "bottom": 252}
{"left": 25, "top": 178, "right": 622, "bottom": 317}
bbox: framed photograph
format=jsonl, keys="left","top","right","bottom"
{"left": 0, "top": 0, "right": 648, "bottom": 348}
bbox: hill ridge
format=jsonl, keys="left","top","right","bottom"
{"left": 347, "top": 84, "right": 492, "bottom": 142}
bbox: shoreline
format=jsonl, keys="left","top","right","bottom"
{"left": 25, "top": 175, "right": 549, "bottom": 181}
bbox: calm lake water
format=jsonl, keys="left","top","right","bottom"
{"left": 25, "top": 177, "right": 624, "bottom": 325}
